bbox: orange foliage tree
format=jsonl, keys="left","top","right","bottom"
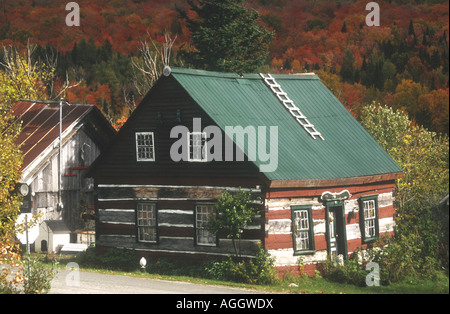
{"left": 419, "top": 89, "right": 450, "bottom": 134}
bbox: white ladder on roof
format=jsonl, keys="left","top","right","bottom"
{"left": 259, "top": 73, "right": 324, "bottom": 141}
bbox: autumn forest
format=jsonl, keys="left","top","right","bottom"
{"left": 0, "top": 0, "right": 448, "bottom": 134}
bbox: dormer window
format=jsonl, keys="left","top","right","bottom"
{"left": 136, "top": 132, "right": 155, "bottom": 161}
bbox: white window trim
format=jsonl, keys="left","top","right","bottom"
{"left": 292, "top": 205, "right": 315, "bottom": 254}
{"left": 136, "top": 132, "right": 155, "bottom": 162}
{"left": 195, "top": 204, "right": 216, "bottom": 246}
{"left": 188, "top": 132, "right": 208, "bottom": 162}
{"left": 294, "top": 210, "right": 310, "bottom": 251}
{"left": 363, "top": 199, "right": 377, "bottom": 238}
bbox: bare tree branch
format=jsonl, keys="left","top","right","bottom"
{"left": 132, "top": 32, "right": 177, "bottom": 96}
{"left": 1, "top": 41, "right": 81, "bottom": 102}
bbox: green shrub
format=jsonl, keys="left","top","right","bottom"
{"left": 23, "top": 256, "right": 57, "bottom": 294}
{"left": 76, "top": 247, "right": 100, "bottom": 268}
{"left": 77, "top": 247, "right": 138, "bottom": 272}
{"left": 145, "top": 258, "right": 204, "bottom": 277}
{"left": 365, "top": 234, "right": 444, "bottom": 284}
{"left": 100, "top": 248, "right": 139, "bottom": 271}
{"left": 322, "top": 257, "right": 367, "bottom": 287}
{"left": 205, "top": 246, "right": 279, "bottom": 285}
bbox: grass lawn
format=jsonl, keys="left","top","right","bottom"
{"left": 50, "top": 254, "right": 449, "bottom": 294}
{"left": 69, "top": 268, "right": 449, "bottom": 294}
{"left": 269, "top": 275, "right": 449, "bottom": 294}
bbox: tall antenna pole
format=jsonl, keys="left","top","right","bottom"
{"left": 58, "top": 98, "right": 64, "bottom": 212}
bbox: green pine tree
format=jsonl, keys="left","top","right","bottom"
{"left": 341, "top": 21, "right": 347, "bottom": 33}
{"left": 178, "top": 0, "right": 273, "bottom": 74}
{"left": 341, "top": 49, "right": 355, "bottom": 83}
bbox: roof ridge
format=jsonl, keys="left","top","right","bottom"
{"left": 170, "top": 67, "right": 242, "bottom": 78}
{"left": 170, "top": 67, "right": 319, "bottom": 80}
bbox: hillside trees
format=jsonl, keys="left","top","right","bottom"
{"left": 56, "top": 38, "right": 137, "bottom": 122}
{"left": 0, "top": 0, "right": 446, "bottom": 133}
{"left": 0, "top": 44, "right": 52, "bottom": 104}
{"left": 418, "top": 89, "right": 449, "bottom": 133}
{"left": 341, "top": 49, "right": 356, "bottom": 84}
{"left": 263, "top": 2, "right": 448, "bottom": 133}
{"left": 360, "top": 103, "right": 449, "bottom": 280}
{"left": 178, "top": 0, "right": 273, "bottom": 74}
{"left": 132, "top": 33, "right": 177, "bottom": 97}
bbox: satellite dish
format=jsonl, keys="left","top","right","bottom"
{"left": 20, "top": 183, "right": 29, "bottom": 196}
{"left": 163, "top": 65, "right": 172, "bottom": 77}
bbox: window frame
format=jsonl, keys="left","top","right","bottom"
{"left": 135, "top": 131, "right": 155, "bottom": 162}
{"left": 291, "top": 205, "right": 315, "bottom": 255}
{"left": 136, "top": 202, "right": 158, "bottom": 243}
{"left": 359, "top": 195, "right": 380, "bottom": 243}
{"left": 188, "top": 132, "right": 208, "bottom": 162}
{"left": 194, "top": 203, "right": 217, "bottom": 247}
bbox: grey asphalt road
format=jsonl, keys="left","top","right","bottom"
{"left": 50, "top": 269, "right": 263, "bottom": 294}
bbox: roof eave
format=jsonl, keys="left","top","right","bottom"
{"left": 268, "top": 171, "right": 404, "bottom": 189}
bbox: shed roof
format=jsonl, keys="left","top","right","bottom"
{"left": 11, "top": 101, "right": 94, "bottom": 174}
{"left": 169, "top": 67, "right": 403, "bottom": 184}
{"left": 44, "top": 220, "right": 71, "bottom": 234}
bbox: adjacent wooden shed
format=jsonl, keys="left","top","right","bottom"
{"left": 88, "top": 68, "right": 403, "bottom": 274}
{"left": 11, "top": 100, "right": 115, "bottom": 249}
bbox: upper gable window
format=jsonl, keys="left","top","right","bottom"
{"left": 136, "top": 132, "right": 155, "bottom": 161}
{"left": 188, "top": 132, "right": 207, "bottom": 162}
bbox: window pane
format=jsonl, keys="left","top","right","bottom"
{"left": 136, "top": 132, "right": 155, "bottom": 161}
{"left": 364, "top": 200, "right": 376, "bottom": 219}
{"left": 365, "top": 219, "right": 376, "bottom": 238}
{"left": 196, "top": 205, "right": 216, "bottom": 245}
{"left": 189, "top": 132, "right": 207, "bottom": 161}
{"left": 137, "top": 203, "right": 157, "bottom": 243}
{"left": 297, "top": 231, "right": 309, "bottom": 250}
{"left": 294, "top": 209, "right": 312, "bottom": 251}
{"left": 362, "top": 199, "right": 377, "bottom": 240}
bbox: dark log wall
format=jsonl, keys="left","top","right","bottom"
{"left": 96, "top": 185, "right": 265, "bottom": 260}
{"left": 91, "top": 75, "right": 268, "bottom": 259}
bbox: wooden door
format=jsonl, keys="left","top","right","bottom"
{"left": 328, "top": 205, "right": 347, "bottom": 259}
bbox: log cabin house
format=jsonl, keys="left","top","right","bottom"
{"left": 11, "top": 100, "right": 115, "bottom": 252}
{"left": 88, "top": 67, "right": 403, "bottom": 275}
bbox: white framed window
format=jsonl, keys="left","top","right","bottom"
{"left": 295, "top": 210, "right": 310, "bottom": 250}
{"left": 359, "top": 196, "right": 379, "bottom": 242}
{"left": 188, "top": 132, "right": 207, "bottom": 162}
{"left": 195, "top": 204, "right": 216, "bottom": 246}
{"left": 137, "top": 203, "right": 157, "bottom": 243}
{"left": 136, "top": 132, "right": 155, "bottom": 161}
{"left": 363, "top": 200, "right": 376, "bottom": 238}
{"left": 292, "top": 205, "right": 315, "bottom": 254}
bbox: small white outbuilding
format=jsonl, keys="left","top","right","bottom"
{"left": 35, "top": 220, "right": 71, "bottom": 253}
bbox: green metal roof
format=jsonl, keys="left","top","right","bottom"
{"left": 170, "top": 67, "right": 403, "bottom": 182}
